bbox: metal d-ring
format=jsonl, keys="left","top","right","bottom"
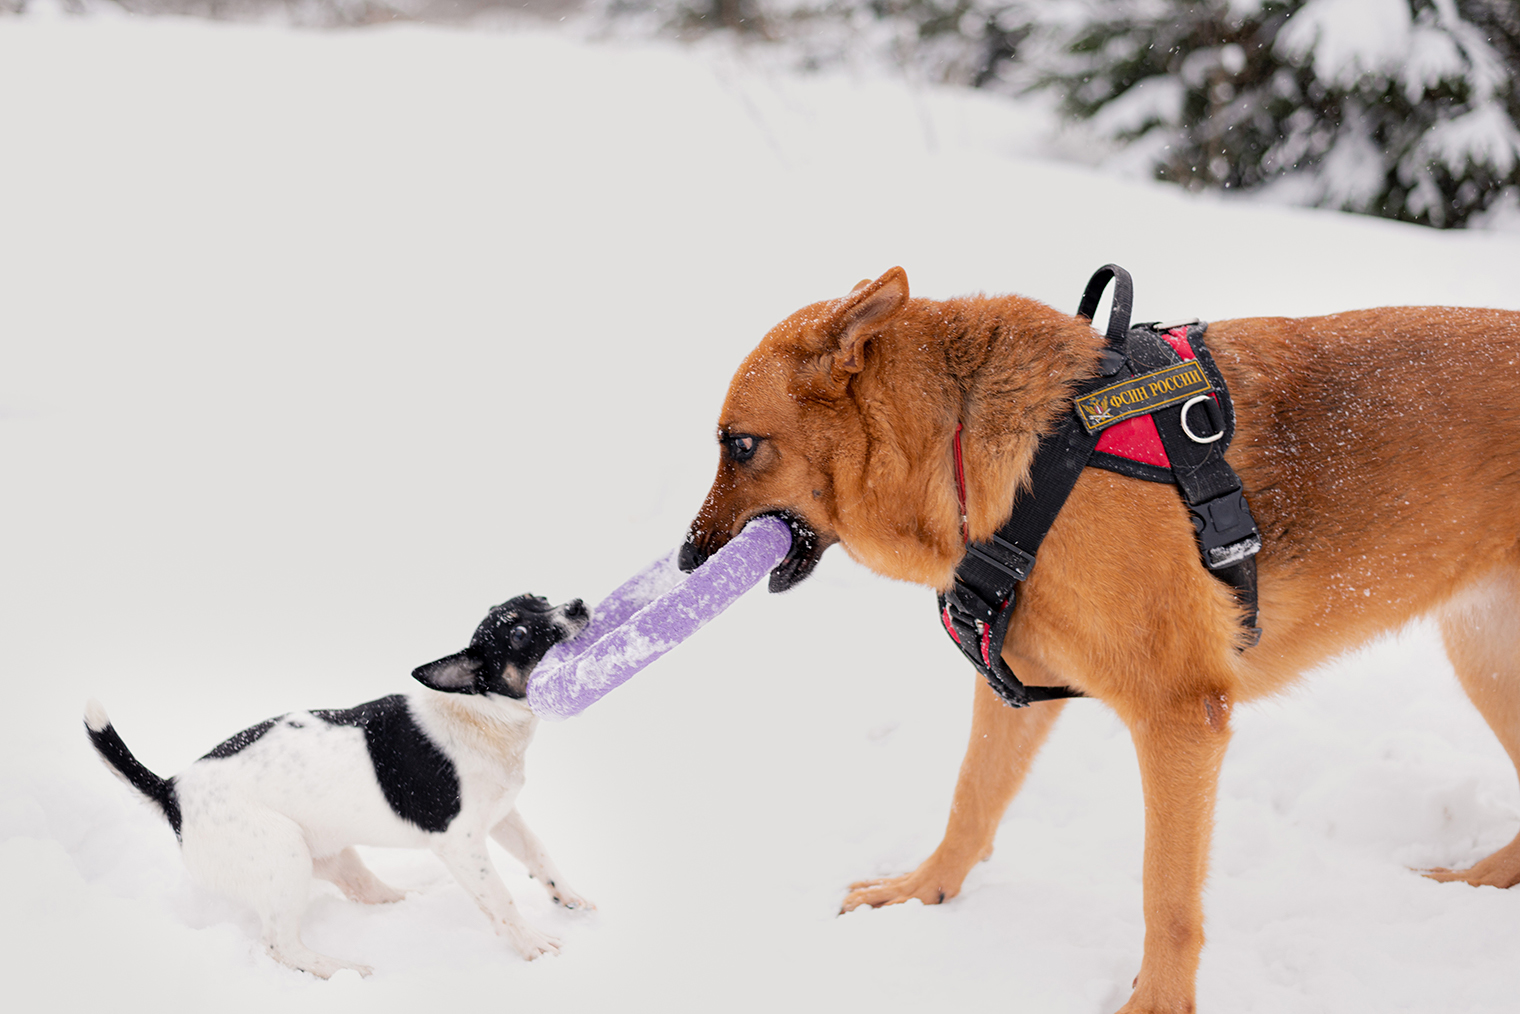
{"left": 1180, "top": 396, "right": 1224, "bottom": 444}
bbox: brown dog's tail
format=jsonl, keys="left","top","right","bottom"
{"left": 84, "top": 700, "right": 182, "bottom": 839}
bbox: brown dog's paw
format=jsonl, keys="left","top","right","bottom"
{"left": 1422, "top": 861, "right": 1520, "bottom": 888}
{"left": 1112, "top": 1001, "right": 1182, "bottom": 1014}
{"left": 1113, "top": 980, "right": 1196, "bottom": 1014}
{"left": 1420, "top": 837, "right": 1520, "bottom": 888}
{"left": 840, "top": 866, "right": 961, "bottom": 913}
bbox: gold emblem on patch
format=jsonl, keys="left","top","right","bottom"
{"left": 1077, "top": 361, "right": 1214, "bottom": 434}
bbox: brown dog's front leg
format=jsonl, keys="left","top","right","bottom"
{"left": 1118, "top": 691, "right": 1233, "bottom": 1014}
{"left": 841, "top": 676, "right": 1067, "bottom": 912}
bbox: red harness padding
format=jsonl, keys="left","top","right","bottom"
{"left": 1092, "top": 326, "right": 1207, "bottom": 468}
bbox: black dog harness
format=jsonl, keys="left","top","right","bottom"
{"left": 938, "top": 265, "right": 1262, "bottom": 707}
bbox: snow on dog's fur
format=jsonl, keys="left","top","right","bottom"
{"left": 84, "top": 593, "right": 593, "bottom": 978}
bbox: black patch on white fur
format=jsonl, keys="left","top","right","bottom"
{"left": 201, "top": 718, "right": 277, "bottom": 760}
{"left": 313, "top": 695, "right": 460, "bottom": 833}
{"left": 85, "top": 721, "right": 183, "bottom": 839}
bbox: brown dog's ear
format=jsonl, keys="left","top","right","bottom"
{"left": 828, "top": 267, "right": 909, "bottom": 382}
{"left": 849, "top": 278, "right": 873, "bottom": 293}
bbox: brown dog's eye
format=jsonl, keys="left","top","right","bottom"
{"left": 726, "top": 434, "right": 759, "bottom": 463}
{"left": 509, "top": 626, "right": 531, "bottom": 651}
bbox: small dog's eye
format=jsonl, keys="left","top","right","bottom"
{"left": 726, "top": 434, "right": 759, "bottom": 462}
{"left": 509, "top": 626, "right": 531, "bottom": 651}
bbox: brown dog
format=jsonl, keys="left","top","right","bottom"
{"left": 681, "top": 267, "right": 1520, "bottom": 1014}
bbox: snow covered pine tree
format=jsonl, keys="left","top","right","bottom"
{"left": 1002, "top": 0, "right": 1520, "bottom": 227}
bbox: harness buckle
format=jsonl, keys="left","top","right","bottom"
{"left": 963, "top": 536, "right": 1037, "bottom": 584}
{"left": 944, "top": 578, "right": 1001, "bottom": 629}
{"left": 1187, "top": 489, "right": 1263, "bottom": 570}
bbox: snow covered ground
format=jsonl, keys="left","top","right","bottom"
{"left": 2, "top": 12, "right": 1519, "bottom": 1013}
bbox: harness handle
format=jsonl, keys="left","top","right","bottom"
{"left": 1076, "top": 264, "right": 1134, "bottom": 350}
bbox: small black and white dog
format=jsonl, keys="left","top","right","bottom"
{"left": 85, "top": 594, "right": 592, "bottom": 978}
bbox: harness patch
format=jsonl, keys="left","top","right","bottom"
{"left": 1076, "top": 361, "right": 1213, "bottom": 434}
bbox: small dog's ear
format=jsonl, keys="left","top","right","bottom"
{"left": 826, "top": 267, "right": 909, "bottom": 383}
{"left": 411, "top": 651, "right": 482, "bottom": 694}
{"left": 849, "top": 277, "right": 873, "bottom": 293}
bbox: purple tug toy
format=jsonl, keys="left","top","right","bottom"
{"left": 526, "top": 516, "right": 793, "bottom": 720}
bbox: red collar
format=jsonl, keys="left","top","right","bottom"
{"left": 952, "top": 422, "right": 968, "bottom": 544}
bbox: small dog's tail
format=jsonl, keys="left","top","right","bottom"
{"left": 84, "top": 699, "right": 182, "bottom": 839}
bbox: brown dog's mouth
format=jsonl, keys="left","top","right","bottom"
{"left": 679, "top": 511, "right": 832, "bottom": 591}
{"left": 763, "top": 511, "right": 830, "bottom": 593}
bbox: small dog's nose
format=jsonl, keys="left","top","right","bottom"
{"left": 678, "top": 540, "right": 707, "bottom": 573}
{"left": 564, "top": 599, "right": 587, "bottom": 620}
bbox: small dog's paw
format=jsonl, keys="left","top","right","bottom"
{"left": 275, "top": 948, "right": 374, "bottom": 979}
{"left": 550, "top": 893, "right": 589, "bottom": 918}
{"left": 500, "top": 922, "right": 562, "bottom": 961}
{"left": 551, "top": 886, "right": 595, "bottom": 911}
{"left": 347, "top": 882, "right": 406, "bottom": 905}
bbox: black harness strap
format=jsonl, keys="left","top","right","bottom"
{"left": 939, "top": 265, "right": 1132, "bottom": 706}
{"left": 1128, "top": 324, "right": 1263, "bottom": 641}
{"left": 940, "top": 420, "right": 1108, "bottom": 704}
{"left": 939, "top": 265, "right": 1262, "bottom": 708}
{"left": 1079, "top": 262, "right": 1136, "bottom": 351}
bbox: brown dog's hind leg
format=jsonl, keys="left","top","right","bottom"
{"left": 1118, "top": 689, "right": 1232, "bottom": 1014}
{"left": 1428, "top": 565, "right": 1520, "bottom": 889}
{"left": 841, "top": 677, "right": 1067, "bottom": 912}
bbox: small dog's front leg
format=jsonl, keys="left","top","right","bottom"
{"left": 432, "top": 834, "right": 561, "bottom": 960}
{"left": 491, "top": 809, "right": 595, "bottom": 911}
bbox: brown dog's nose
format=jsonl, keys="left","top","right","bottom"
{"left": 677, "top": 539, "right": 707, "bottom": 573}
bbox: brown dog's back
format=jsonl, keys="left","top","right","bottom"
{"left": 1214, "top": 308, "right": 1520, "bottom": 695}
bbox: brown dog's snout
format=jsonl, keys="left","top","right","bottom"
{"left": 677, "top": 539, "right": 707, "bottom": 573}
{"left": 681, "top": 493, "right": 741, "bottom": 573}
{"left": 679, "top": 521, "right": 737, "bottom": 573}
